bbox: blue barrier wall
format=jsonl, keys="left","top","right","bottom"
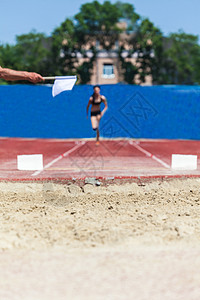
{"left": 0, "top": 84, "right": 200, "bottom": 139}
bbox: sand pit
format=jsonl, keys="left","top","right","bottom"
{"left": 1, "top": 178, "right": 200, "bottom": 249}
{"left": 1, "top": 178, "right": 200, "bottom": 299}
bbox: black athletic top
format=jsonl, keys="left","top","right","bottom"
{"left": 92, "top": 95, "right": 104, "bottom": 105}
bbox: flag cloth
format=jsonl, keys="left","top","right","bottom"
{"left": 52, "top": 76, "right": 77, "bottom": 97}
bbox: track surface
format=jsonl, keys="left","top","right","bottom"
{"left": 0, "top": 137, "right": 200, "bottom": 180}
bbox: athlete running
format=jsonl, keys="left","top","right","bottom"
{"left": 86, "top": 85, "right": 108, "bottom": 145}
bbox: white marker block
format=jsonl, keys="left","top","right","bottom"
{"left": 171, "top": 154, "right": 197, "bottom": 170}
{"left": 17, "top": 154, "right": 43, "bottom": 171}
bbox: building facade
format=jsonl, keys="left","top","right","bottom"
{"left": 75, "top": 21, "right": 153, "bottom": 85}
{"left": 89, "top": 51, "right": 152, "bottom": 85}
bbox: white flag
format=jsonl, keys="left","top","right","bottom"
{"left": 52, "top": 76, "right": 77, "bottom": 97}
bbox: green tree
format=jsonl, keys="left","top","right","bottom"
{"left": 51, "top": 18, "right": 78, "bottom": 76}
{"left": 73, "top": 1, "right": 123, "bottom": 83}
{"left": 14, "top": 31, "right": 51, "bottom": 76}
{"left": 164, "top": 31, "right": 200, "bottom": 84}
{"left": 0, "top": 31, "right": 51, "bottom": 83}
{"left": 115, "top": 1, "right": 140, "bottom": 31}
{"left": 75, "top": 1, "right": 142, "bottom": 83}
{"left": 0, "top": 44, "right": 17, "bottom": 67}
{"left": 136, "top": 18, "right": 164, "bottom": 84}
{"left": 75, "top": 1, "right": 121, "bottom": 37}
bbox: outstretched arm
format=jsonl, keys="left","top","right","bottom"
{"left": 0, "top": 66, "right": 44, "bottom": 83}
{"left": 86, "top": 97, "right": 93, "bottom": 118}
{"left": 101, "top": 96, "right": 108, "bottom": 117}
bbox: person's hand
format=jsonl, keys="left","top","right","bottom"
{"left": 28, "top": 72, "right": 44, "bottom": 83}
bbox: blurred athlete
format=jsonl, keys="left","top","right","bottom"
{"left": 86, "top": 85, "right": 108, "bottom": 145}
{"left": 0, "top": 66, "right": 44, "bottom": 83}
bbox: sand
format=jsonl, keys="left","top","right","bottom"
{"left": 1, "top": 178, "right": 200, "bottom": 299}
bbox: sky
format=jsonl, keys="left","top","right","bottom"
{"left": 0, "top": 0, "right": 200, "bottom": 45}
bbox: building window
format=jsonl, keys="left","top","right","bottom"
{"left": 102, "top": 64, "right": 115, "bottom": 78}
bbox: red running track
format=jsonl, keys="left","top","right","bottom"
{"left": 0, "top": 137, "right": 200, "bottom": 181}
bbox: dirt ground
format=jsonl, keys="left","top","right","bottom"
{"left": 1, "top": 178, "right": 200, "bottom": 299}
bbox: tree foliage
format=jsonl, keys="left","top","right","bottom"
{"left": 15, "top": 31, "right": 51, "bottom": 75}
{"left": 163, "top": 31, "right": 200, "bottom": 84}
{"left": 0, "top": 31, "right": 51, "bottom": 81}
{"left": 136, "top": 18, "right": 164, "bottom": 84}
{"left": 51, "top": 19, "right": 78, "bottom": 76}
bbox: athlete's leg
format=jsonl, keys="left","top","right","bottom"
{"left": 91, "top": 116, "right": 98, "bottom": 131}
{"left": 96, "top": 128, "right": 100, "bottom": 142}
{"left": 96, "top": 114, "right": 101, "bottom": 142}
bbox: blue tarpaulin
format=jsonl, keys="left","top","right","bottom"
{"left": 0, "top": 84, "right": 200, "bottom": 139}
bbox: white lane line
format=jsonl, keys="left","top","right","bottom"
{"left": 129, "top": 140, "right": 170, "bottom": 169}
{"left": 31, "top": 141, "right": 86, "bottom": 177}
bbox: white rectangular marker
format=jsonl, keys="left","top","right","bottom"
{"left": 17, "top": 154, "right": 43, "bottom": 171}
{"left": 171, "top": 154, "right": 197, "bottom": 170}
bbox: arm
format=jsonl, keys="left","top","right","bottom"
{"left": 0, "top": 66, "right": 44, "bottom": 83}
{"left": 86, "top": 97, "right": 93, "bottom": 118}
{"left": 100, "top": 96, "right": 108, "bottom": 117}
